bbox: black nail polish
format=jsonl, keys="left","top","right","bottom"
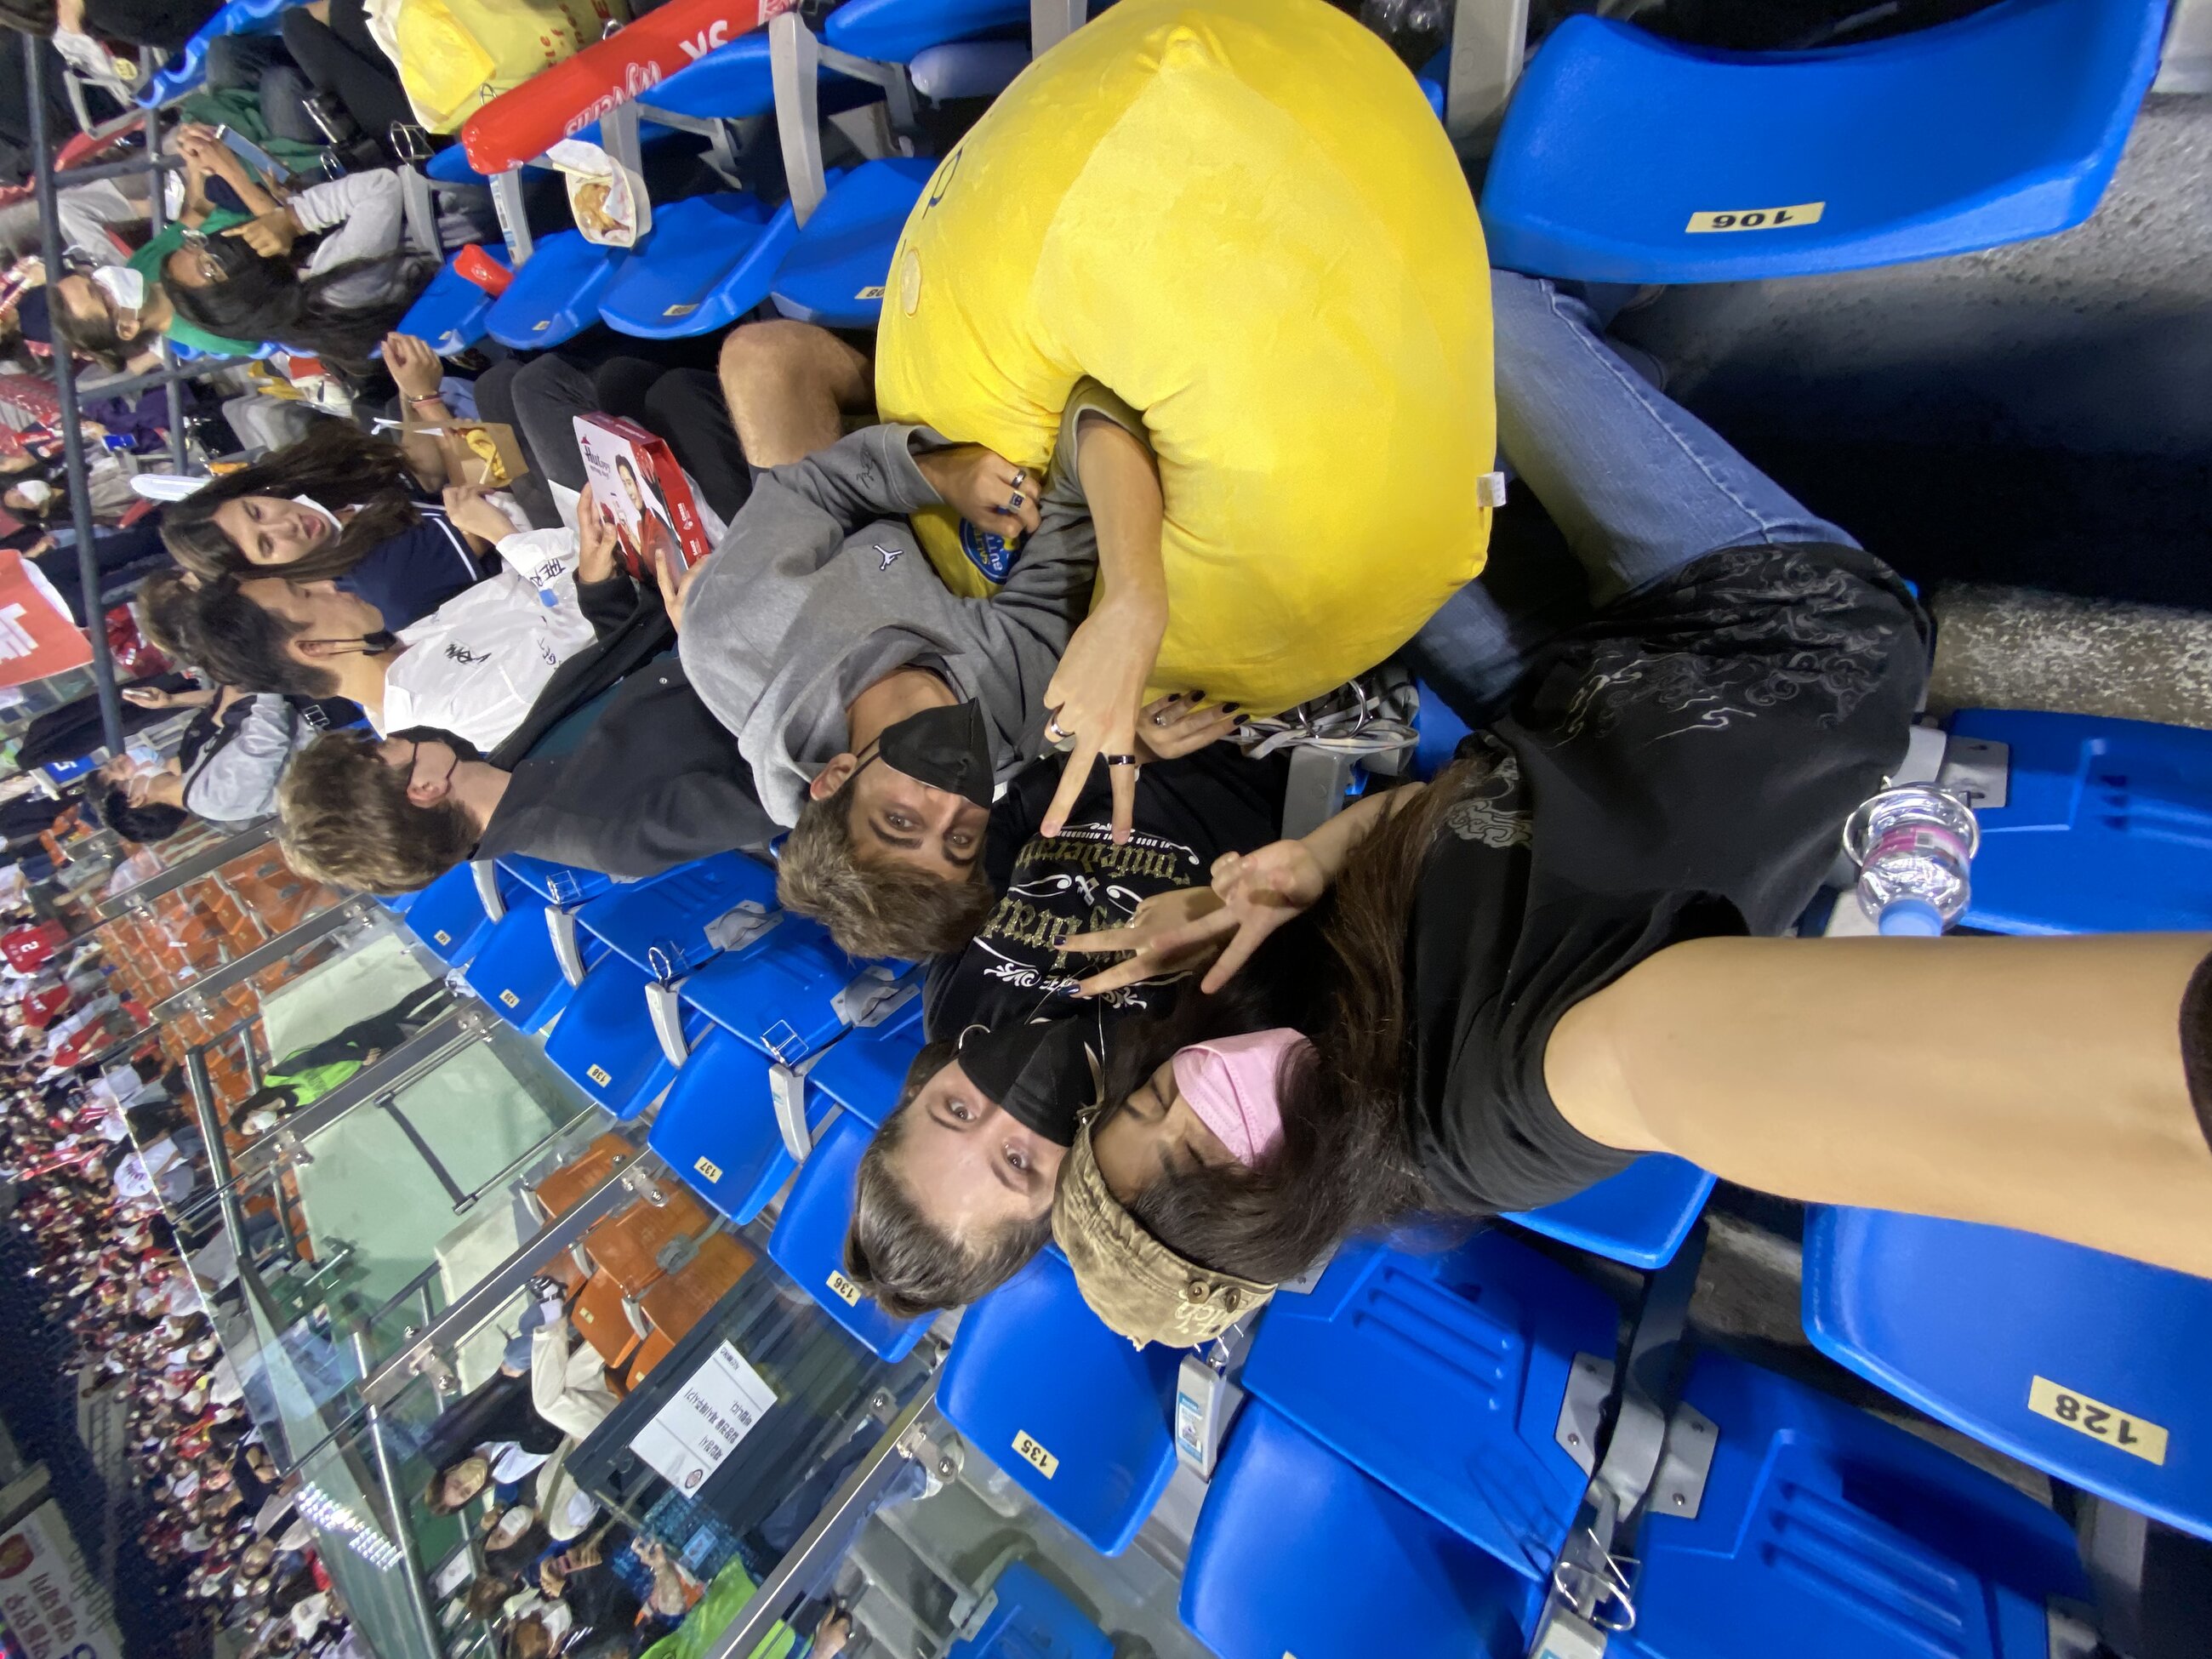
{"left": 1234, "top": 715, "right": 1251, "bottom": 727}
{"left": 1221, "top": 703, "right": 1240, "bottom": 714}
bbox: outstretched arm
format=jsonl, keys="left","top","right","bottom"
{"left": 1545, "top": 932, "right": 2212, "bottom": 1280}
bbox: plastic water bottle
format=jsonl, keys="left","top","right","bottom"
{"left": 1843, "top": 784, "right": 1981, "bottom": 936}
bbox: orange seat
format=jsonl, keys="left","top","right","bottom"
{"left": 636, "top": 1232, "right": 755, "bottom": 1347}
{"left": 532, "top": 1132, "right": 635, "bottom": 1219}
{"left": 625, "top": 1327, "right": 676, "bottom": 1389}
{"left": 579, "top": 1191, "right": 710, "bottom": 1295}
{"left": 570, "top": 1268, "right": 641, "bottom": 1369}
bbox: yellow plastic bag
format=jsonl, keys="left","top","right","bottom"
{"left": 875, "top": 0, "right": 1495, "bottom": 713}
{"left": 389, "top": 0, "right": 630, "bottom": 134}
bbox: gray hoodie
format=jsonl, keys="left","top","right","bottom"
{"left": 680, "top": 399, "right": 1129, "bottom": 826}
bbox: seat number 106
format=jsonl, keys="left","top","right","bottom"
{"left": 1686, "top": 201, "right": 1826, "bottom": 233}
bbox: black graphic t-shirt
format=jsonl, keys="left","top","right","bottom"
{"left": 1409, "top": 544, "right": 1930, "bottom": 1215}
{"left": 924, "top": 744, "right": 1289, "bottom": 1036}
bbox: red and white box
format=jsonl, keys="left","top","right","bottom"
{"left": 573, "top": 413, "right": 722, "bottom": 582}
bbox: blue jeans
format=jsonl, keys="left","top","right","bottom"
{"left": 1405, "top": 271, "right": 1859, "bottom": 721}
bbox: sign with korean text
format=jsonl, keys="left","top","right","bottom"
{"left": 628, "top": 1340, "right": 778, "bottom": 1494}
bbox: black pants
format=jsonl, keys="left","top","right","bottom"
{"left": 474, "top": 347, "right": 751, "bottom": 532}
{"left": 34, "top": 520, "right": 169, "bottom": 626}
{"left": 281, "top": 0, "right": 415, "bottom": 144}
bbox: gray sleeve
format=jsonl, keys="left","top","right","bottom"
{"left": 293, "top": 170, "right": 406, "bottom": 305}
{"left": 180, "top": 696, "right": 297, "bottom": 824}
{"left": 751, "top": 424, "right": 945, "bottom": 540}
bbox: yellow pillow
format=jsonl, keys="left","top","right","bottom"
{"left": 391, "top": 0, "right": 630, "bottom": 134}
{"left": 875, "top": 0, "right": 1494, "bottom": 713}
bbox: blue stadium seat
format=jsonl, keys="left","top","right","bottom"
{"left": 405, "top": 862, "right": 506, "bottom": 966}
{"left": 379, "top": 887, "right": 424, "bottom": 918}
{"left": 680, "top": 917, "right": 874, "bottom": 1065}
{"left": 598, "top": 193, "right": 799, "bottom": 340}
{"left": 1505, "top": 1154, "right": 1715, "bottom": 1271}
{"left": 573, "top": 851, "right": 778, "bottom": 974}
{"left": 822, "top": 0, "right": 1029, "bottom": 61}
{"left": 805, "top": 996, "right": 924, "bottom": 1130}
{"left": 765, "top": 1111, "right": 927, "bottom": 1360}
{"left": 1804, "top": 1208, "right": 2212, "bottom": 1542}
{"left": 651, "top": 1026, "right": 824, "bottom": 1224}
{"left": 768, "top": 157, "right": 933, "bottom": 331}
{"left": 948, "top": 1560, "right": 1113, "bottom": 1659}
{"left": 138, "top": 0, "right": 301, "bottom": 106}
{"left": 1947, "top": 709, "right": 2212, "bottom": 934}
{"left": 641, "top": 31, "right": 873, "bottom": 122}
{"left": 938, "top": 1249, "right": 1180, "bottom": 1556}
{"left": 1183, "top": 1404, "right": 1536, "bottom": 1659}
{"left": 493, "top": 855, "right": 614, "bottom": 909}
{"left": 1411, "top": 678, "right": 1474, "bottom": 779}
{"left": 1415, "top": 48, "right": 1445, "bottom": 120}
{"left": 398, "top": 252, "right": 498, "bottom": 356}
{"left": 1479, "top": 0, "right": 2167, "bottom": 282}
{"left": 461, "top": 897, "right": 577, "bottom": 1031}
{"left": 425, "top": 145, "right": 490, "bottom": 187}
{"left": 1629, "top": 1349, "right": 2091, "bottom": 1657}
{"left": 544, "top": 955, "right": 686, "bottom": 1120}
{"left": 487, "top": 230, "right": 631, "bottom": 350}
{"left": 1238, "top": 1231, "right": 1617, "bottom": 1581}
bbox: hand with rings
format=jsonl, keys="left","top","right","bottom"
{"left": 1133, "top": 691, "right": 1242, "bottom": 762}
{"left": 915, "top": 443, "right": 1042, "bottom": 544}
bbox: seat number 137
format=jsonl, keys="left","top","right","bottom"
{"left": 2028, "top": 1376, "right": 2169, "bottom": 1465}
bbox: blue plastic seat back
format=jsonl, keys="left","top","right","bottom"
{"left": 947, "top": 1561, "right": 1113, "bottom": 1659}
{"left": 679, "top": 915, "right": 868, "bottom": 1065}
{"left": 543, "top": 955, "right": 681, "bottom": 1119}
{"left": 938, "top": 1248, "right": 1179, "bottom": 1556}
{"left": 573, "top": 850, "right": 778, "bottom": 974}
{"left": 1803, "top": 1207, "right": 2212, "bottom": 1542}
{"left": 1505, "top": 1154, "right": 1714, "bottom": 1271}
{"left": 1411, "top": 678, "right": 1474, "bottom": 779}
{"left": 1947, "top": 709, "right": 2212, "bottom": 934}
{"left": 487, "top": 230, "right": 632, "bottom": 351}
{"left": 1628, "top": 1350, "right": 2090, "bottom": 1658}
{"left": 462, "top": 897, "right": 578, "bottom": 1031}
{"left": 823, "top": 0, "right": 1029, "bottom": 62}
{"left": 1480, "top": 0, "right": 2167, "bottom": 282}
{"left": 398, "top": 253, "right": 498, "bottom": 356}
{"left": 493, "top": 854, "right": 614, "bottom": 909}
{"left": 642, "top": 32, "right": 875, "bottom": 122}
{"left": 651, "top": 1026, "right": 830, "bottom": 1224}
{"left": 765, "top": 1111, "right": 926, "bottom": 1360}
{"left": 598, "top": 192, "right": 797, "bottom": 341}
{"left": 406, "top": 861, "right": 504, "bottom": 966}
{"left": 379, "top": 886, "right": 424, "bottom": 918}
{"left": 768, "top": 157, "right": 934, "bottom": 332}
{"left": 425, "top": 145, "right": 489, "bottom": 186}
{"left": 138, "top": 0, "right": 299, "bottom": 105}
{"left": 1183, "top": 1404, "right": 1536, "bottom": 1659}
{"left": 805, "top": 996, "right": 924, "bottom": 1130}
{"left": 1240, "top": 1231, "right": 1616, "bottom": 1580}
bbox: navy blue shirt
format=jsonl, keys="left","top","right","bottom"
{"left": 334, "top": 505, "right": 482, "bottom": 631}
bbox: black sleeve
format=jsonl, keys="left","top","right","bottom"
{"left": 1415, "top": 544, "right": 1931, "bottom": 1216}
{"left": 576, "top": 573, "right": 654, "bottom": 645}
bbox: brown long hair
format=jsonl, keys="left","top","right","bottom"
{"left": 162, "top": 422, "right": 424, "bottom": 584}
{"left": 1103, "top": 767, "right": 1481, "bottom": 1282}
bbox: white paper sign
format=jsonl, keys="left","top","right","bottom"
{"left": 628, "top": 1340, "right": 779, "bottom": 1495}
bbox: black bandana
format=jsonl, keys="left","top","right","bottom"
{"left": 958, "top": 1019, "right": 1097, "bottom": 1147}
{"left": 875, "top": 698, "right": 993, "bottom": 807}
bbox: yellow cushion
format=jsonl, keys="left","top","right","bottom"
{"left": 875, "top": 0, "right": 1494, "bottom": 713}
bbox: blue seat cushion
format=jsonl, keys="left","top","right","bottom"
{"left": 1183, "top": 1405, "right": 1536, "bottom": 1659}
{"left": 397, "top": 252, "right": 497, "bottom": 356}
{"left": 598, "top": 192, "right": 798, "bottom": 340}
{"left": 1804, "top": 1208, "right": 2212, "bottom": 1542}
{"left": 769, "top": 157, "right": 932, "bottom": 332}
{"left": 823, "top": 0, "right": 1029, "bottom": 63}
{"left": 486, "top": 230, "right": 630, "bottom": 351}
{"left": 462, "top": 898, "right": 578, "bottom": 1031}
{"left": 1948, "top": 709, "right": 2212, "bottom": 934}
{"left": 765, "top": 1111, "right": 926, "bottom": 1360}
{"left": 573, "top": 850, "right": 778, "bottom": 975}
{"left": 643, "top": 32, "right": 874, "bottom": 122}
{"left": 947, "top": 1561, "right": 1113, "bottom": 1659}
{"left": 1505, "top": 1154, "right": 1714, "bottom": 1271}
{"left": 1239, "top": 1232, "right": 1617, "bottom": 1581}
{"left": 493, "top": 855, "right": 613, "bottom": 908}
{"left": 544, "top": 955, "right": 683, "bottom": 1119}
{"left": 1480, "top": 0, "right": 2167, "bottom": 282}
{"left": 805, "top": 997, "right": 924, "bottom": 1130}
{"left": 679, "top": 915, "right": 864, "bottom": 1064}
{"left": 406, "top": 861, "right": 503, "bottom": 966}
{"left": 938, "top": 1248, "right": 1179, "bottom": 1556}
{"left": 1631, "top": 1350, "right": 2090, "bottom": 1656}
{"left": 651, "top": 1027, "right": 827, "bottom": 1224}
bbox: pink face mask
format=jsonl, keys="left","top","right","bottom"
{"left": 1171, "top": 1029, "right": 1309, "bottom": 1168}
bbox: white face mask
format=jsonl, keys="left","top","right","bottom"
{"left": 240, "top": 1109, "right": 280, "bottom": 1136}
{"left": 291, "top": 495, "right": 344, "bottom": 530}
{"left": 90, "top": 265, "right": 145, "bottom": 319}
{"left": 13, "top": 479, "right": 51, "bottom": 510}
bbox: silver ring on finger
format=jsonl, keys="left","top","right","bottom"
{"left": 1103, "top": 753, "right": 1140, "bottom": 770}
{"left": 1152, "top": 710, "right": 1171, "bottom": 727}
{"left": 1010, "top": 468, "right": 1026, "bottom": 488}
{"left": 1006, "top": 491, "right": 1023, "bottom": 510}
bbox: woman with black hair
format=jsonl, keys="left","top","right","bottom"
{"left": 161, "top": 420, "right": 487, "bottom": 633}
{"left": 1044, "top": 275, "right": 2212, "bottom": 1347}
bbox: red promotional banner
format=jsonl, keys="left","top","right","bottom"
{"left": 0, "top": 548, "right": 92, "bottom": 687}
{"left": 461, "top": 0, "right": 795, "bottom": 176}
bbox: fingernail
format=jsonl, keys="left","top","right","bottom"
{"left": 1221, "top": 703, "right": 1240, "bottom": 714}
{"left": 1190, "top": 690, "right": 1206, "bottom": 702}
{"left": 1234, "top": 715, "right": 1251, "bottom": 727}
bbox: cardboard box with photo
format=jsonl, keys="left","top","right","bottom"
{"left": 573, "top": 414, "right": 723, "bottom": 582}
